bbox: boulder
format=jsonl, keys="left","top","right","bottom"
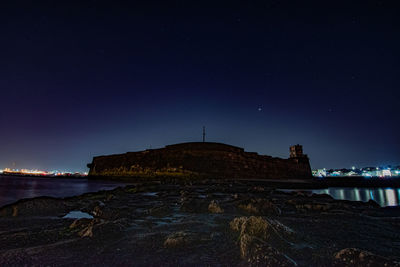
{"left": 163, "top": 231, "right": 194, "bottom": 248}
{"left": 208, "top": 200, "right": 224, "bottom": 213}
{"left": 230, "top": 216, "right": 271, "bottom": 240}
{"left": 230, "top": 216, "right": 297, "bottom": 258}
{"left": 333, "top": 248, "right": 400, "bottom": 266}
{"left": 238, "top": 198, "right": 281, "bottom": 215}
{"left": 240, "top": 234, "right": 296, "bottom": 266}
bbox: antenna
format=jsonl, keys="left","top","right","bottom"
{"left": 202, "top": 126, "right": 206, "bottom": 142}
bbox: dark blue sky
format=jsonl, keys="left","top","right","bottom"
{"left": 1, "top": 0, "right": 399, "bottom": 171}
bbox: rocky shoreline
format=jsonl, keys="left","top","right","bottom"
{"left": 0, "top": 180, "right": 399, "bottom": 266}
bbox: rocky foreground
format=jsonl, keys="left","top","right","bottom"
{"left": 0, "top": 180, "right": 399, "bottom": 266}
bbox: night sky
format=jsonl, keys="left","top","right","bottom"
{"left": 1, "top": 1, "right": 399, "bottom": 172}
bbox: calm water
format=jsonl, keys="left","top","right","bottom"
{"left": 311, "top": 187, "right": 400, "bottom": 207}
{"left": 2, "top": 176, "right": 399, "bottom": 208}
{"left": 0, "top": 176, "right": 127, "bottom": 208}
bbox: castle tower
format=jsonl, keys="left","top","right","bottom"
{"left": 290, "top": 144, "right": 304, "bottom": 158}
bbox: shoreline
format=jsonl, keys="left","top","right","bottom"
{"left": 87, "top": 175, "right": 400, "bottom": 189}
{"left": 1, "top": 175, "right": 399, "bottom": 210}
{"left": 3, "top": 173, "right": 400, "bottom": 189}
{"left": 0, "top": 173, "right": 87, "bottom": 179}
{"left": 0, "top": 179, "right": 399, "bottom": 266}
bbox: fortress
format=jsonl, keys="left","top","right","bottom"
{"left": 87, "top": 142, "right": 312, "bottom": 180}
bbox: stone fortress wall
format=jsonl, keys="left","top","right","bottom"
{"left": 87, "top": 142, "right": 312, "bottom": 179}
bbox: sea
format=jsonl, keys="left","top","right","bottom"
{"left": 310, "top": 187, "right": 400, "bottom": 207}
{"left": 0, "top": 175, "right": 128, "bottom": 208}
{"left": 0, "top": 175, "right": 399, "bottom": 208}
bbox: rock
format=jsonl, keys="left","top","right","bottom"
{"left": 230, "top": 216, "right": 271, "bottom": 240}
{"left": 288, "top": 200, "right": 335, "bottom": 212}
{"left": 1, "top": 181, "right": 400, "bottom": 266}
{"left": 238, "top": 198, "right": 281, "bottom": 215}
{"left": 69, "top": 218, "right": 93, "bottom": 230}
{"left": 238, "top": 203, "right": 259, "bottom": 214}
{"left": 333, "top": 248, "right": 400, "bottom": 266}
{"left": 230, "top": 216, "right": 248, "bottom": 231}
{"left": 78, "top": 221, "right": 94, "bottom": 238}
{"left": 0, "top": 197, "right": 68, "bottom": 217}
{"left": 240, "top": 234, "right": 296, "bottom": 266}
{"left": 78, "top": 219, "right": 127, "bottom": 239}
{"left": 208, "top": 200, "right": 224, "bottom": 213}
{"left": 366, "top": 199, "right": 380, "bottom": 208}
{"left": 231, "top": 216, "right": 297, "bottom": 266}
{"left": 239, "top": 233, "right": 255, "bottom": 259}
{"left": 296, "top": 202, "right": 332, "bottom": 212}
{"left": 92, "top": 203, "right": 105, "bottom": 217}
{"left": 163, "top": 231, "right": 194, "bottom": 248}
{"left": 230, "top": 216, "right": 297, "bottom": 255}
{"left": 125, "top": 186, "right": 138, "bottom": 194}
{"left": 91, "top": 201, "right": 126, "bottom": 220}
{"left": 295, "top": 195, "right": 361, "bottom": 212}
{"left": 268, "top": 219, "right": 296, "bottom": 238}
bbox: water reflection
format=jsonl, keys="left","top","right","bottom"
{"left": 0, "top": 176, "right": 127, "bottom": 208}
{"left": 312, "top": 187, "right": 400, "bottom": 207}
{"left": 386, "top": 189, "right": 396, "bottom": 206}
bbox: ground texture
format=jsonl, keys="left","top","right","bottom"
{"left": 0, "top": 180, "right": 399, "bottom": 266}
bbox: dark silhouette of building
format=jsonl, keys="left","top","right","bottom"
{"left": 290, "top": 144, "right": 305, "bottom": 158}
{"left": 87, "top": 142, "right": 312, "bottom": 180}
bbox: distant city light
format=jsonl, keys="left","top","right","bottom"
{"left": 313, "top": 165, "right": 400, "bottom": 178}
{"left": 1, "top": 168, "right": 87, "bottom": 177}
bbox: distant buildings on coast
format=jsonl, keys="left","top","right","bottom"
{"left": 313, "top": 166, "right": 400, "bottom": 178}
{"left": 1, "top": 165, "right": 399, "bottom": 179}
{"left": 0, "top": 168, "right": 88, "bottom": 177}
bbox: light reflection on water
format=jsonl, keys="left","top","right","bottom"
{"left": 312, "top": 187, "right": 400, "bottom": 207}
{"left": 0, "top": 176, "right": 127, "bottom": 208}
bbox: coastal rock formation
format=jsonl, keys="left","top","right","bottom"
{"left": 0, "top": 197, "right": 69, "bottom": 217}
{"left": 87, "top": 142, "right": 312, "bottom": 179}
{"left": 0, "top": 180, "right": 399, "bottom": 266}
{"left": 333, "top": 248, "right": 400, "bottom": 266}
{"left": 239, "top": 235, "right": 296, "bottom": 266}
